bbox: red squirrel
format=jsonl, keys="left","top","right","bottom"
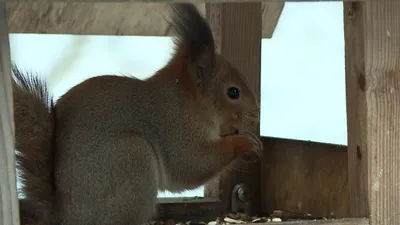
{"left": 13, "top": 3, "right": 262, "bottom": 225}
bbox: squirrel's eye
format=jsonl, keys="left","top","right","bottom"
{"left": 227, "top": 87, "right": 240, "bottom": 100}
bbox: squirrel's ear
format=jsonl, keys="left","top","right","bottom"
{"left": 169, "top": 4, "right": 216, "bottom": 86}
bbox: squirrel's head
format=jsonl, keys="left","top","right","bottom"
{"left": 206, "top": 55, "right": 260, "bottom": 136}
{"left": 150, "top": 4, "right": 260, "bottom": 136}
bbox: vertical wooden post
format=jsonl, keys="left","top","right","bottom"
{"left": 206, "top": 3, "right": 262, "bottom": 214}
{"left": 344, "top": 0, "right": 400, "bottom": 224}
{"left": 0, "top": 3, "right": 19, "bottom": 225}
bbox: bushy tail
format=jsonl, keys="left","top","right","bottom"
{"left": 12, "top": 65, "right": 56, "bottom": 225}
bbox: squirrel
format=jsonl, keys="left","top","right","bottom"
{"left": 13, "top": 3, "right": 262, "bottom": 225}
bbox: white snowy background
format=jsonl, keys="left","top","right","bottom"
{"left": 11, "top": 2, "right": 346, "bottom": 198}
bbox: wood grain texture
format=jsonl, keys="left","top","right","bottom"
{"left": 0, "top": 2, "right": 19, "bottom": 225}
{"left": 205, "top": 2, "right": 262, "bottom": 215}
{"left": 261, "top": 1, "right": 284, "bottom": 38}
{"left": 156, "top": 200, "right": 224, "bottom": 222}
{"left": 6, "top": 2, "right": 283, "bottom": 38}
{"left": 344, "top": 0, "right": 400, "bottom": 224}
{"left": 261, "top": 137, "right": 350, "bottom": 218}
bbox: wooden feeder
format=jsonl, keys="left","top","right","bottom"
{"left": 0, "top": 0, "right": 398, "bottom": 225}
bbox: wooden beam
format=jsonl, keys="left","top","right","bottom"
{"left": 245, "top": 218, "right": 369, "bottom": 225}
{"left": 6, "top": 2, "right": 283, "bottom": 39}
{"left": 0, "top": 2, "right": 19, "bottom": 225}
{"left": 262, "top": 1, "right": 284, "bottom": 38}
{"left": 155, "top": 218, "right": 369, "bottom": 225}
{"left": 205, "top": 2, "right": 262, "bottom": 215}
{"left": 261, "top": 137, "right": 349, "bottom": 218}
{"left": 344, "top": 0, "right": 400, "bottom": 224}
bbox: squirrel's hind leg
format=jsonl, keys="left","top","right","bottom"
{"left": 56, "top": 133, "right": 159, "bottom": 225}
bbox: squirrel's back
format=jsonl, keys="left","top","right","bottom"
{"left": 13, "top": 66, "right": 56, "bottom": 224}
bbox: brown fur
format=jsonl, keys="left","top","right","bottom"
{"left": 14, "top": 3, "right": 262, "bottom": 225}
{"left": 13, "top": 67, "right": 55, "bottom": 225}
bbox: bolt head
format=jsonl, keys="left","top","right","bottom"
{"left": 237, "top": 187, "right": 248, "bottom": 201}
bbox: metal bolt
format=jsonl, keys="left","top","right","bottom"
{"left": 231, "top": 183, "right": 251, "bottom": 213}
{"left": 237, "top": 186, "right": 248, "bottom": 201}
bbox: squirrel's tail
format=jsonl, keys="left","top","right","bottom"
{"left": 12, "top": 65, "right": 56, "bottom": 225}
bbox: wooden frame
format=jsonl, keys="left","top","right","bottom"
{"left": 1, "top": 0, "right": 399, "bottom": 225}
{"left": 344, "top": 0, "right": 400, "bottom": 223}
{"left": 6, "top": 2, "right": 283, "bottom": 39}
{"left": 261, "top": 137, "right": 350, "bottom": 218}
{"left": 0, "top": 2, "right": 19, "bottom": 225}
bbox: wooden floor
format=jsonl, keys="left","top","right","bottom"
{"left": 246, "top": 218, "right": 369, "bottom": 225}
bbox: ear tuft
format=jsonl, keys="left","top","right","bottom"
{"left": 169, "top": 3, "right": 216, "bottom": 68}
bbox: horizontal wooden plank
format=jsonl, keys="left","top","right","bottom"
{"left": 156, "top": 200, "right": 224, "bottom": 222}
{"left": 261, "top": 137, "right": 349, "bottom": 218}
{"left": 157, "top": 197, "right": 219, "bottom": 204}
{"left": 154, "top": 218, "right": 370, "bottom": 225}
{"left": 6, "top": 2, "right": 283, "bottom": 38}
{"left": 250, "top": 218, "right": 369, "bottom": 225}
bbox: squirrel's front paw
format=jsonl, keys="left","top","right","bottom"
{"left": 239, "top": 131, "right": 263, "bottom": 162}
{"left": 229, "top": 131, "right": 263, "bottom": 161}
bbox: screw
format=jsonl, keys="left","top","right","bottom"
{"left": 237, "top": 186, "right": 248, "bottom": 201}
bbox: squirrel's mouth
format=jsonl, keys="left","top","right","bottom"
{"left": 220, "top": 129, "right": 240, "bottom": 137}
